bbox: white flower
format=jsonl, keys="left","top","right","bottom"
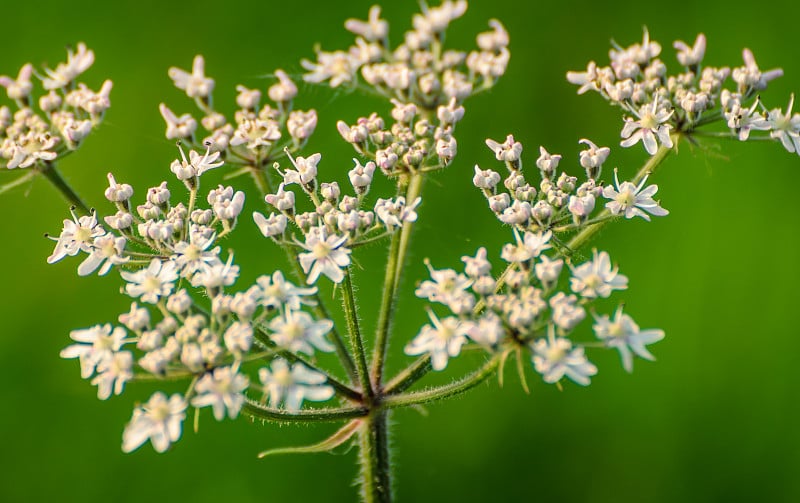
{"left": 302, "top": 50, "right": 359, "bottom": 88}
{"left": 466, "top": 312, "right": 505, "bottom": 347}
{"left": 461, "top": 247, "right": 492, "bottom": 278}
{"left": 374, "top": 197, "right": 421, "bottom": 230}
{"left": 256, "top": 271, "right": 317, "bottom": 310}
{"left": 531, "top": 325, "right": 597, "bottom": 386}
{"left": 535, "top": 146, "right": 561, "bottom": 176}
{"left": 191, "top": 366, "right": 249, "bottom": 421}
{"left": 725, "top": 99, "right": 770, "bottom": 141}
{"left": 485, "top": 134, "right": 522, "bottom": 162}
{"left": 268, "top": 307, "right": 334, "bottom": 355}
{"left": 281, "top": 153, "right": 321, "bottom": 186}
{"left": 119, "top": 303, "right": 150, "bottom": 332}
{"left": 92, "top": 351, "right": 133, "bottom": 400}
{"left": 534, "top": 255, "right": 564, "bottom": 286}
{"left": 405, "top": 311, "right": 471, "bottom": 371}
{"left": 501, "top": 230, "right": 552, "bottom": 263}
{"left": 168, "top": 55, "right": 215, "bottom": 99}
{"left": 570, "top": 250, "right": 628, "bottom": 299}
{"left": 60, "top": 324, "right": 126, "bottom": 379}
{"left": 416, "top": 262, "right": 473, "bottom": 306}
{"left": 78, "top": 234, "right": 129, "bottom": 276}
{"left": 602, "top": 169, "right": 669, "bottom": 221}
{"left": 673, "top": 34, "right": 706, "bottom": 67}
{"left": 159, "top": 103, "right": 197, "bottom": 140}
{"left": 0, "top": 63, "right": 34, "bottom": 100}
{"left": 190, "top": 255, "right": 240, "bottom": 289}
{"left": 768, "top": 94, "right": 800, "bottom": 154}
{"left": 578, "top": 139, "right": 610, "bottom": 172}
{"left": 620, "top": 99, "right": 674, "bottom": 155}
{"left": 47, "top": 209, "right": 105, "bottom": 264}
{"left": 549, "top": 292, "right": 586, "bottom": 331}
{"left": 171, "top": 231, "right": 221, "bottom": 278}
{"left": 171, "top": 143, "right": 224, "bottom": 180}
{"left": 121, "top": 259, "right": 178, "bottom": 304}
{"left": 345, "top": 6, "right": 388, "bottom": 42}
{"left": 223, "top": 321, "right": 253, "bottom": 355}
{"left": 122, "top": 392, "right": 186, "bottom": 453}
{"left": 253, "top": 212, "right": 288, "bottom": 238}
{"left": 593, "top": 307, "right": 665, "bottom": 372}
{"left": 732, "top": 48, "right": 783, "bottom": 92}
{"left": 297, "top": 228, "right": 352, "bottom": 284}
{"left": 230, "top": 118, "right": 281, "bottom": 150}
{"left": 42, "top": 43, "right": 94, "bottom": 90}
{"left": 259, "top": 359, "right": 334, "bottom": 411}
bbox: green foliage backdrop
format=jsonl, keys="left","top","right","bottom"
{"left": 1, "top": 0, "right": 799, "bottom": 501}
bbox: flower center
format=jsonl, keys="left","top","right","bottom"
{"left": 640, "top": 112, "right": 658, "bottom": 130}
{"left": 616, "top": 189, "right": 636, "bottom": 208}
{"left": 312, "top": 242, "right": 331, "bottom": 259}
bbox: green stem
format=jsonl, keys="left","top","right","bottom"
{"left": 243, "top": 399, "right": 367, "bottom": 423}
{"left": 371, "top": 231, "right": 402, "bottom": 387}
{"left": 342, "top": 269, "right": 374, "bottom": 400}
{"left": 393, "top": 172, "right": 423, "bottom": 291}
{"left": 382, "top": 355, "right": 500, "bottom": 409}
{"left": 38, "top": 162, "right": 90, "bottom": 214}
{"left": 382, "top": 355, "right": 431, "bottom": 394}
{"left": 565, "top": 140, "right": 674, "bottom": 255}
{"left": 358, "top": 412, "right": 392, "bottom": 503}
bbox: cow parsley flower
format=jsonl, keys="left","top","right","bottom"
{"left": 258, "top": 359, "right": 334, "bottom": 411}
{"left": 168, "top": 55, "right": 215, "bottom": 99}
{"left": 256, "top": 271, "right": 317, "bottom": 310}
{"left": 78, "top": 234, "right": 129, "bottom": 276}
{"left": 60, "top": 324, "right": 126, "bottom": 379}
{"left": 121, "top": 259, "right": 179, "bottom": 304}
{"left": 501, "top": 230, "right": 552, "bottom": 264}
{"left": 268, "top": 307, "right": 334, "bottom": 355}
{"left": 531, "top": 325, "right": 597, "bottom": 386}
{"left": 405, "top": 311, "right": 471, "bottom": 371}
{"left": 297, "top": 227, "right": 352, "bottom": 284}
{"left": 602, "top": 169, "right": 668, "bottom": 221}
{"left": 570, "top": 249, "right": 628, "bottom": 299}
{"left": 92, "top": 351, "right": 133, "bottom": 400}
{"left": 767, "top": 94, "right": 800, "bottom": 154}
{"left": 620, "top": 99, "right": 674, "bottom": 155}
{"left": 191, "top": 366, "right": 249, "bottom": 421}
{"left": 122, "top": 392, "right": 186, "bottom": 453}
{"left": 593, "top": 307, "right": 665, "bottom": 373}
{"left": 47, "top": 209, "right": 105, "bottom": 264}
{"left": 158, "top": 103, "right": 197, "bottom": 140}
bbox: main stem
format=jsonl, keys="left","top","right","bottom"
{"left": 358, "top": 412, "right": 392, "bottom": 503}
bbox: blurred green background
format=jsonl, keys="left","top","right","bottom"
{"left": 2, "top": 0, "right": 800, "bottom": 501}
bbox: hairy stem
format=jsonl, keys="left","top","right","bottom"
{"left": 371, "top": 231, "right": 402, "bottom": 387}
{"left": 243, "top": 399, "right": 367, "bottom": 423}
{"left": 382, "top": 355, "right": 500, "bottom": 408}
{"left": 342, "top": 269, "right": 374, "bottom": 401}
{"left": 358, "top": 412, "right": 392, "bottom": 503}
{"left": 382, "top": 355, "right": 431, "bottom": 394}
{"left": 38, "top": 162, "right": 90, "bottom": 214}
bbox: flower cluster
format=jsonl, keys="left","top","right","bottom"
{"left": 567, "top": 31, "right": 800, "bottom": 155}
{"left": 254, "top": 149, "right": 421, "bottom": 284}
{"left": 47, "top": 134, "right": 345, "bottom": 452}
{"left": 302, "top": 2, "right": 509, "bottom": 111}
{"left": 0, "top": 43, "right": 110, "bottom": 170}
{"left": 474, "top": 135, "right": 668, "bottom": 237}
{"left": 409, "top": 236, "right": 664, "bottom": 383}
{"left": 336, "top": 95, "right": 465, "bottom": 181}
{"left": 159, "top": 55, "right": 318, "bottom": 179}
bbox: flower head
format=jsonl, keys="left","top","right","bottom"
{"left": 168, "top": 55, "right": 215, "bottom": 99}
{"left": 122, "top": 392, "right": 186, "bottom": 453}
{"left": 531, "top": 325, "right": 597, "bottom": 386}
{"left": 405, "top": 311, "right": 471, "bottom": 371}
{"left": 602, "top": 170, "right": 668, "bottom": 221}
{"left": 258, "top": 359, "right": 334, "bottom": 411}
{"left": 570, "top": 250, "right": 628, "bottom": 299}
{"left": 297, "top": 228, "right": 351, "bottom": 284}
{"left": 191, "top": 366, "right": 249, "bottom": 421}
{"left": 121, "top": 259, "right": 178, "bottom": 304}
{"left": 620, "top": 99, "right": 674, "bottom": 155}
{"left": 593, "top": 307, "right": 665, "bottom": 372}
